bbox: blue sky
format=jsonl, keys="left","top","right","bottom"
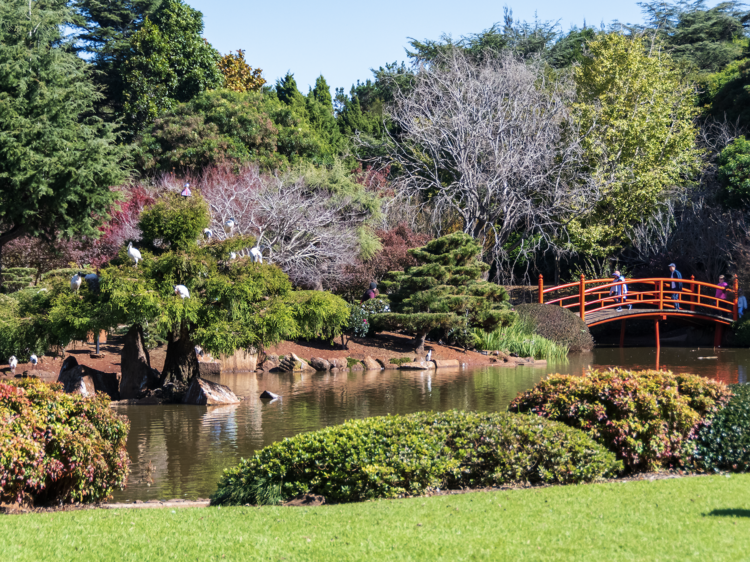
{"left": 187, "top": 0, "right": 656, "bottom": 93}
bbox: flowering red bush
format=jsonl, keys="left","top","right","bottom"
{"left": 0, "top": 379, "right": 130, "bottom": 506}
{"left": 509, "top": 369, "right": 731, "bottom": 472}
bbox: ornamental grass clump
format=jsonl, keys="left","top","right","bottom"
{"left": 510, "top": 369, "right": 731, "bottom": 472}
{"left": 210, "top": 410, "right": 620, "bottom": 506}
{"left": 693, "top": 383, "right": 750, "bottom": 473}
{"left": 0, "top": 378, "right": 130, "bottom": 506}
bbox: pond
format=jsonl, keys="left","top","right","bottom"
{"left": 111, "top": 346, "right": 750, "bottom": 503}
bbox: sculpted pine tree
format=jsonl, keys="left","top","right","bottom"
{"left": 372, "top": 233, "right": 515, "bottom": 352}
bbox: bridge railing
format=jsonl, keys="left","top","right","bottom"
{"left": 539, "top": 275, "right": 739, "bottom": 322}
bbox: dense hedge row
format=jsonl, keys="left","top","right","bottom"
{"left": 515, "top": 304, "right": 594, "bottom": 352}
{"left": 211, "top": 410, "right": 620, "bottom": 506}
{"left": 0, "top": 379, "right": 130, "bottom": 506}
{"left": 694, "top": 383, "right": 750, "bottom": 473}
{"left": 510, "top": 369, "right": 731, "bottom": 471}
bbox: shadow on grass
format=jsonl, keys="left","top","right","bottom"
{"left": 706, "top": 509, "right": 750, "bottom": 518}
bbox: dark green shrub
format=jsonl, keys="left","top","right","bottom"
{"left": 510, "top": 369, "right": 731, "bottom": 472}
{"left": 515, "top": 303, "right": 594, "bottom": 352}
{"left": 285, "top": 290, "right": 350, "bottom": 341}
{"left": 1, "top": 267, "right": 36, "bottom": 293}
{"left": 210, "top": 410, "right": 620, "bottom": 505}
{"left": 0, "top": 293, "right": 48, "bottom": 361}
{"left": 347, "top": 298, "right": 390, "bottom": 338}
{"left": 0, "top": 378, "right": 130, "bottom": 506}
{"left": 693, "top": 383, "right": 750, "bottom": 472}
{"left": 138, "top": 193, "right": 210, "bottom": 251}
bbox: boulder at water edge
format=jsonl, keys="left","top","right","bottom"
{"left": 58, "top": 356, "right": 121, "bottom": 399}
{"left": 362, "top": 356, "right": 382, "bottom": 371}
{"left": 183, "top": 377, "right": 240, "bottom": 405}
{"left": 399, "top": 361, "right": 436, "bottom": 370}
{"left": 309, "top": 357, "right": 331, "bottom": 371}
{"left": 329, "top": 357, "right": 348, "bottom": 370}
{"left": 278, "top": 353, "right": 314, "bottom": 372}
{"left": 433, "top": 359, "right": 460, "bottom": 369}
{"left": 260, "top": 390, "right": 280, "bottom": 400}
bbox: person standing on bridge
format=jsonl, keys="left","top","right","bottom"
{"left": 610, "top": 271, "right": 631, "bottom": 311}
{"left": 668, "top": 263, "right": 683, "bottom": 310}
{"left": 715, "top": 275, "right": 728, "bottom": 301}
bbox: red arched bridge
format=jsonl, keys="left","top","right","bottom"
{"left": 538, "top": 275, "right": 740, "bottom": 348}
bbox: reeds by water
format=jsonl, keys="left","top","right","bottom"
{"left": 473, "top": 320, "right": 569, "bottom": 362}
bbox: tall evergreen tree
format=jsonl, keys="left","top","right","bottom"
{"left": 0, "top": 0, "right": 127, "bottom": 271}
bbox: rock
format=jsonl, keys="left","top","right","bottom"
{"left": 260, "top": 390, "right": 280, "bottom": 400}
{"left": 90, "top": 352, "right": 106, "bottom": 359}
{"left": 329, "top": 357, "right": 348, "bottom": 370}
{"left": 362, "top": 356, "right": 382, "bottom": 371}
{"left": 282, "top": 494, "right": 326, "bottom": 507}
{"left": 198, "top": 362, "right": 221, "bottom": 378}
{"left": 399, "top": 361, "right": 436, "bottom": 370}
{"left": 120, "top": 325, "right": 162, "bottom": 399}
{"left": 183, "top": 377, "right": 240, "bottom": 405}
{"left": 57, "top": 358, "right": 120, "bottom": 399}
{"left": 265, "top": 354, "right": 279, "bottom": 364}
{"left": 82, "top": 366, "right": 120, "bottom": 400}
{"left": 58, "top": 365, "right": 96, "bottom": 397}
{"left": 350, "top": 362, "right": 364, "bottom": 371}
{"left": 309, "top": 357, "right": 331, "bottom": 371}
{"left": 257, "top": 359, "right": 278, "bottom": 372}
{"left": 432, "top": 359, "right": 460, "bottom": 369}
{"left": 375, "top": 358, "right": 388, "bottom": 369}
{"left": 278, "top": 353, "right": 314, "bottom": 372}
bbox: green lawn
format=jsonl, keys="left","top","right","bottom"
{"left": 2, "top": 474, "right": 750, "bottom": 561}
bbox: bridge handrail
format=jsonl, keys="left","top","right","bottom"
{"left": 538, "top": 274, "right": 739, "bottom": 322}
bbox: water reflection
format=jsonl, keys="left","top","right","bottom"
{"left": 111, "top": 347, "right": 750, "bottom": 502}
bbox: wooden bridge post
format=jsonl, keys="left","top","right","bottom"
{"left": 538, "top": 274, "right": 544, "bottom": 304}
{"left": 714, "top": 324, "right": 723, "bottom": 348}
{"left": 658, "top": 279, "right": 664, "bottom": 310}
{"left": 734, "top": 277, "right": 739, "bottom": 321}
{"left": 579, "top": 274, "right": 586, "bottom": 321}
{"left": 690, "top": 275, "right": 695, "bottom": 311}
{"left": 655, "top": 319, "right": 660, "bottom": 353}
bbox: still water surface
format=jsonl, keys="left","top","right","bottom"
{"left": 111, "top": 346, "right": 750, "bottom": 502}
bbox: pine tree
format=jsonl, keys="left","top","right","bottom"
{"left": 0, "top": 0, "right": 127, "bottom": 278}
{"left": 372, "top": 233, "right": 515, "bottom": 352}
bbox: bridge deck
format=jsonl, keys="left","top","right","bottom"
{"left": 583, "top": 307, "right": 733, "bottom": 327}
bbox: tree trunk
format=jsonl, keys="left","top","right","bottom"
{"left": 415, "top": 332, "right": 428, "bottom": 354}
{"left": 120, "top": 324, "right": 161, "bottom": 399}
{"left": 161, "top": 322, "right": 199, "bottom": 386}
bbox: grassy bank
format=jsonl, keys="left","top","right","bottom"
{"left": 2, "top": 474, "right": 749, "bottom": 561}
{"left": 474, "top": 320, "right": 569, "bottom": 361}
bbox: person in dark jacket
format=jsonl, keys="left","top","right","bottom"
{"left": 668, "top": 263, "right": 683, "bottom": 310}
{"left": 361, "top": 282, "right": 379, "bottom": 304}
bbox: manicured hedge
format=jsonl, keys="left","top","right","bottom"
{"left": 0, "top": 379, "right": 130, "bottom": 506}
{"left": 515, "top": 303, "right": 594, "bottom": 352}
{"left": 510, "top": 369, "right": 731, "bottom": 471}
{"left": 211, "top": 410, "right": 621, "bottom": 505}
{"left": 693, "top": 383, "right": 750, "bottom": 473}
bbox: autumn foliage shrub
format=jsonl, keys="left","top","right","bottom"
{"left": 210, "top": 410, "right": 620, "bottom": 506}
{"left": 515, "top": 304, "right": 594, "bottom": 352}
{"left": 510, "top": 369, "right": 731, "bottom": 472}
{"left": 0, "top": 379, "right": 130, "bottom": 506}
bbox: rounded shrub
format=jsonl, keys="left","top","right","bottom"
{"left": 693, "top": 383, "right": 750, "bottom": 473}
{"left": 211, "top": 410, "right": 621, "bottom": 506}
{"left": 138, "top": 193, "right": 210, "bottom": 252}
{"left": 514, "top": 303, "right": 594, "bottom": 352}
{"left": 0, "top": 378, "right": 130, "bottom": 506}
{"left": 510, "top": 369, "right": 731, "bottom": 472}
{"left": 285, "top": 290, "right": 351, "bottom": 341}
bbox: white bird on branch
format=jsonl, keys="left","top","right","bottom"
{"left": 70, "top": 272, "right": 83, "bottom": 292}
{"left": 224, "top": 218, "right": 236, "bottom": 236}
{"left": 229, "top": 252, "right": 237, "bottom": 260}
{"left": 173, "top": 285, "right": 190, "bottom": 299}
{"left": 127, "top": 242, "right": 142, "bottom": 267}
{"left": 30, "top": 354, "right": 38, "bottom": 369}
{"left": 203, "top": 228, "right": 213, "bottom": 240}
{"left": 249, "top": 246, "right": 263, "bottom": 263}
{"left": 8, "top": 356, "right": 17, "bottom": 374}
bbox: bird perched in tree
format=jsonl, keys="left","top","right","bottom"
{"left": 224, "top": 218, "right": 236, "bottom": 236}
{"left": 194, "top": 345, "right": 204, "bottom": 358}
{"left": 250, "top": 246, "right": 263, "bottom": 263}
{"left": 229, "top": 252, "right": 237, "bottom": 260}
{"left": 30, "top": 354, "right": 38, "bottom": 369}
{"left": 127, "top": 242, "right": 142, "bottom": 267}
{"left": 203, "top": 228, "right": 213, "bottom": 240}
{"left": 8, "top": 356, "right": 17, "bottom": 373}
{"left": 173, "top": 285, "right": 190, "bottom": 299}
{"left": 84, "top": 273, "right": 100, "bottom": 293}
{"left": 71, "top": 272, "right": 83, "bottom": 291}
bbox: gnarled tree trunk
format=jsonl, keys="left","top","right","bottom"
{"left": 161, "top": 322, "right": 199, "bottom": 386}
{"left": 120, "top": 324, "right": 161, "bottom": 399}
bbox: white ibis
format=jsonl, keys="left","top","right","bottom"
{"left": 71, "top": 273, "right": 83, "bottom": 291}
{"left": 249, "top": 246, "right": 263, "bottom": 263}
{"left": 203, "top": 228, "right": 213, "bottom": 240}
{"left": 229, "top": 252, "right": 237, "bottom": 260}
{"left": 8, "top": 356, "right": 17, "bottom": 374}
{"left": 173, "top": 285, "right": 190, "bottom": 299}
{"left": 224, "top": 218, "right": 236, "bottom": 236}
{"left": 127, "top": 242, "right": 142, "bottom": 267}
{"left": 426, "top": 350, "right": 432, "bottom": 362}
{"left": 30, "top": 354, "right": 38, "bottom": 369}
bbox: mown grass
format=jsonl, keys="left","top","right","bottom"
{"left": 474, "top": 319, "right": 569, "bottom": 362}
{"left": 2, "top": 474, "right": 749, "bottom": 561}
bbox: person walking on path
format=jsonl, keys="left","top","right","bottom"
{"left": 715, "top": 275, "right": 729, "bottom": 301}
{"left": 668, "top": 263, "right": 683, "bottom": 310}
{"left": 739, "top": 291, "right": 747, "bottom": 318}
{"left": 361, "top": 282, "right": 379, "bottom": 304}
{"left": 609, "top": 271, "right": 631, "bottom": 311}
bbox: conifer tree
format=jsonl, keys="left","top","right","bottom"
{"left": 372, "top": 233, "right": 515, "bottom": 352}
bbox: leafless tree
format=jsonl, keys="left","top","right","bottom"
{"left": 197, "top": 166, "right": 369, "bottom": 289}
{"left": 370, "top": 49, "right": 600, "bottom": 281}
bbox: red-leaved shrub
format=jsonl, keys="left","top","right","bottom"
{"left": 0, "top": 379, "right": 130, "bottom": 506}
{"left": 509, "top": 369, "right": 731, "bottom": 472}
